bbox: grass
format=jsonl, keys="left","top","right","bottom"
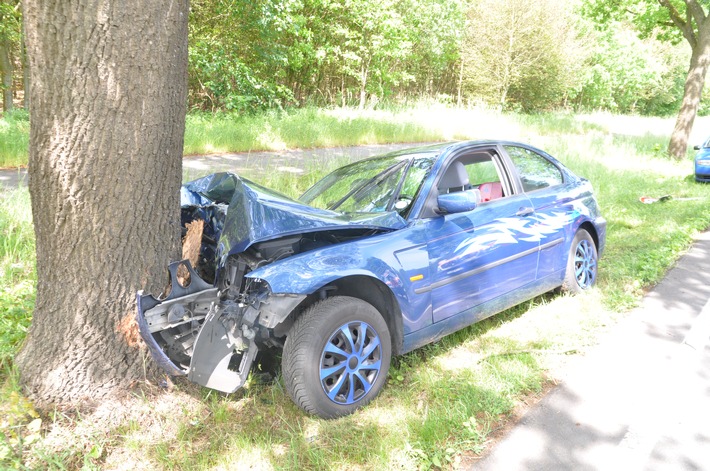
{"left": 0, "top": 189, "right": 34, "bottom": 370}
{"left": 184, "top": 108, "right": 444, "bottom": 155}
{"left": 3, "top": 108, "right": 710, "bottom": 469}
{"left": 0, "top": 109, "right": 30, "bottom": 168}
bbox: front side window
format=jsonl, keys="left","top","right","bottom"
{"left": 505, "top": 146, "right": 563, "bottom": 192}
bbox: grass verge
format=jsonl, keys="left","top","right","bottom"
{"left": 2, "top": 109, "right": 710, "bottom": 469}
{"left": 0, "top": 110, "right": 30, "bottom": 168}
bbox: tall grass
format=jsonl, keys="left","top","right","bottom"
{"left": 0, "top": 110, "right": 30, "bottom": 168}
{"left": 0, "top": 189, "right": 35, "bottom": 371}
{"left": 2, "top": 109, "right": 710, "bottom": 469}
{"left": 183, "top": 108, "right": 445, "bottom": 155}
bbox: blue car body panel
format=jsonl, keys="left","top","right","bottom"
{"left": 695, "top": 141, "right": 710, "bottom": 182}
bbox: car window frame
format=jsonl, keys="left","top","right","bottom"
{"left": 414, "top": 144, "right": 516, "bottom": 220}
{"left": 499, "top": 143, "right": 567, "bottom": 194}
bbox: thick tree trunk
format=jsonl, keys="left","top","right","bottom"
{"left": 0, "top": 36, "right": 13, "bottom": 112}
{"left": 16, "top": 1, "right": 188, "bottom": 406}
{"left": 668, "top": 34, "right": 710, "bottom": 159}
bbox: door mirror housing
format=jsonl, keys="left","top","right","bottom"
{"left": 437, "top": 189, "right": 480, "bottom": 215}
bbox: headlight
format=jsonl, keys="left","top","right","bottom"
{"left": 697, "top": 159, "right": 710, "bottom": 166}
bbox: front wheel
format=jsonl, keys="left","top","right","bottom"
{"left": 562, "top": 228, "right": 598, "bottom": 293}
{"left": 282, "top": 296, "right": 391, "bottom": 419}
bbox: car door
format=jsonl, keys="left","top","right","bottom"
{"left": 502, "top": 145, "right": 569, "bottom": 279}
{"left": 419, "top": 149, "right": 540, "bottom": 323}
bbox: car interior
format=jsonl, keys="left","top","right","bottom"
{"left": 437, "top": 151, "right": 508, "bottom": 202}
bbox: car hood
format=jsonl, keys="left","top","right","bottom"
{"left": 182, "top": 172, "right": 407, "bottom": 256}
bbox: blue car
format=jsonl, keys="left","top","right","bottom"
{"left": 137, "top": 141, "right": 606, "bottom": 418}
{"left": 694, "top": 138, "right": 710, "bottom": 182}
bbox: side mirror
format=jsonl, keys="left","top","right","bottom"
{"left": 437, "top": 190, "right": 480, "bottom": 215}
{"left": 694, "top": 145, "right": 701, "bottom": 150}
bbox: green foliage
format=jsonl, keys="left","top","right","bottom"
{"left": 188, "top": 0, "right": 297, "bottom": 112}
{"left": 188, "top": 0, "right": 467, "bottom": 111}
{"left": 0, "top": 2, "right": 21, "bottom": 44}
{"left": 572, "top": 26, "right": 688, "bottom": 115}
{"left": 582, "top": 0, "right": 681, "bottom": 43}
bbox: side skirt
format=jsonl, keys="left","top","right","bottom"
{"left": 401, "top": 272, "right": 564, "bottom": 354}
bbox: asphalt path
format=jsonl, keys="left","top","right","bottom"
{"left": 472, "top": 231, "right": 710, "bottom": 470}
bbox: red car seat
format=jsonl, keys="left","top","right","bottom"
{"left": 478, "top": 182, "right": 503, "bottom": 202}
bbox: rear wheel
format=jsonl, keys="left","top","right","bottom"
{"left": 562, "top": 229, "right": 598, "bottom": 293}
{"left": 282, "top": 296, "right": 391, "bottom": 418}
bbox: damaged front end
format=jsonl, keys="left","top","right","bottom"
{"left": 136, "top": 172, "right": 405, "bottom": 394}
{"left": 136, "top": 260, "right": 267, "bottom": 392}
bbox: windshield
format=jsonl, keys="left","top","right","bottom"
{"left": 300, "top": 153, "right": 437, "bottom": 215}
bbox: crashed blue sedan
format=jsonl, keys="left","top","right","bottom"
{"left": 137, "top": 141, "right": 606, "bottom": 418}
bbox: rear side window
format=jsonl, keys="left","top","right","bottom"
{"left": 505, "top": 146, "right": 563, "bottom": 192}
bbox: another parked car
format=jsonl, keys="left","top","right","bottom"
{"left": 694, "top": 138, "right": 710, "bottom": 182}
{"left": 137, "top": 141, "right": 606, "bottom": 418}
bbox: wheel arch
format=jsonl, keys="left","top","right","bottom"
{"left": 325, "top": 275, "right": 404, "bottom": 356}
{"left": 577, "top": 220, "right": 599, "bottom": 250}
{"left": 270, "top": 275, "right": 405, "bottom": 356}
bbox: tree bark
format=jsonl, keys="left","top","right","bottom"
{"left": 16, "top": 0, "right": 188, "bottom": 406}
{"left": 668, "top": 32, "right": 710, "bottom": 159}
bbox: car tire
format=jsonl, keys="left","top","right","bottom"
{"left": 282, "top": 296, "right": 391, "bottom": 419}
{"left": 562, "top": 228, "right": 598, "bottom": 293}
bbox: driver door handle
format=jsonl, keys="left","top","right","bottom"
{"left": 516, "top": 207, "right": 534, "bottom": 217}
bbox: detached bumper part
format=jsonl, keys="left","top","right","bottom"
{"left": 187, "top": 300, "right": 258, "bottom": 392}
{"left": 136, "top": 260, "right": 258, "bottom": 393}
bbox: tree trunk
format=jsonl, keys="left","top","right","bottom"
{"left": 0, "top": 35, "right": 13, "bottom": 112}
{"left": 457, "top": 58, "right": 464, "bottom": 108}
{"left": 668, "top": 33, "right": 710, "bottom": 159}
{"left": 16, "top": 0, "right": 188, "bottom": 406}
{"left": 20, "top": 5, "right": 29, "bottom": 110}
{"left": 358, "top": 64, "right": 368, "bottom": 110}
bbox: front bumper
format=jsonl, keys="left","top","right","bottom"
{"left": 136, "top": 260, "right": 259, "bottom": 393}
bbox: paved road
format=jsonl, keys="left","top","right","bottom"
{"left": 473, "top": 231, "right": 710, "bottom": 470}
{"left": 0, "top": 142, "right": 437, "bottom": 190}
{"left": 0, "top": 167, "right": 26, "bottom": 188}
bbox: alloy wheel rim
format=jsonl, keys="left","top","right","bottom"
{"left": 320, "top": 321, "right": 382, "bottom": 405}
{"left": 574, "top": 239, "right": 597, "bottom": 289}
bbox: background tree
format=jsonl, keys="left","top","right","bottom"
{"left": 573, "top": 26, "right": 688, "bottom": 114}
{"left": 584, "top": 0, "right": 710, "bottom": 158}
{"left": 187, "top": 0, "right": 466, "bottom": 110}
{"left": 0, "top": 0, "right": 21, "bottom": 112}
{"left": 16, "top": 0, "right": 188, "bottom": 405}
{"left": 460, "top": 0, "right": 586, "bottom": 111}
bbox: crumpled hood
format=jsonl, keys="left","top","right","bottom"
{"left": 182, "top": 172, "right": 407, "bottom": 257}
